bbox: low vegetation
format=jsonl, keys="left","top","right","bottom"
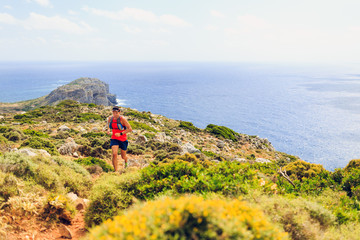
{"left": 0, "top": 100, "right": 360, "bottom": 239}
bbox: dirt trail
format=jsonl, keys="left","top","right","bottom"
{"left": 6, "top": 211, "right": 87, "bottom": 240}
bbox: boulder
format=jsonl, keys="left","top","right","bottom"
{"left": 0, "top": 116, "right": 4, "bottom": 120}
{"left": 18, "top": 148, "right": 37, "bottom": 157}
{"left": 135, "top": 135, "right": 147, "bottom": 145}
{"left": 172, "top": 137, "right": 182, "bottom": 145}
{"left": 154, "top": 132, "right": 166, "bottom": 143}
{"left": 66, "top": 192, "right": 78, "bottom": 202}
{"left": 85, "top": 165, "right": 103, "bottom": 175}
{"left": 37, "top": 149, "right": 51, "bottom": 157}
{"left": 75, "top": 198, "right": 86, "bottom": 210}
{"left": 255, "top": 158, "right": 272, "bottom": 163}
{"left": 181, "top": 143, "right": 201, "bottom": 154}
{"left": 91, "top": 127, "right": 99, "bottom": 132}
{"left": 59, "top": 224, "right": 72, "bottom": 239}
{"left": 58, "top": 138, "right": 79, "bottom": 156}
{"left": 217, "top": 140, "right": 225, "bottom": 149}
{"left": 232, "top": 158, "right": 247, "bottom": 163}
{"left": 58, "top": 125, "right": 71, "bottom": 131}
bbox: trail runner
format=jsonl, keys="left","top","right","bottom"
{"left": 107, "top": 106, "right": 132, "bottom": 171}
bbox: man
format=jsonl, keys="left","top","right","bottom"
{"left": 107, "top": 106, "right": 132, "bottom": 171}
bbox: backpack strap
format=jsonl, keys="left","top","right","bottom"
{"left": 109, "top": 116, "right": 126, "bottom": 130}
{"left": 117, "top": 117, "right": 125, "bottom": 130}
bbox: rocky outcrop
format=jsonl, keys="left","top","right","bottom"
{"left": 45, "top": 78, "right": 117, "bottom": 106}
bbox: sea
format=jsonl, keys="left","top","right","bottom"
{"left": 1, "top": 61, "right": 360, "bottom": 171}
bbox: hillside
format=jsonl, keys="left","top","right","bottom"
{"left": 1, "top": 100, "right": 360, "bottom": 239}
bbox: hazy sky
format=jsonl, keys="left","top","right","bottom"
{"left": 1, "top": 0, "right": 360, "bottom": 62}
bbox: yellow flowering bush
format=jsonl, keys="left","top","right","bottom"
{"left": 88, "top": 195, "right": 288, "bottom": 240}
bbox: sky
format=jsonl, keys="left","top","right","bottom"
{"left": 1, "top": 0, "right": 360, "bottom": 62}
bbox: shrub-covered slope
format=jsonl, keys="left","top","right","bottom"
{"left": 1, "top": 100, "right": 360, "bottom": 240}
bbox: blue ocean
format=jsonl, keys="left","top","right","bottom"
{"left": 1, "top": 61, "right": 360, "bottom": 171}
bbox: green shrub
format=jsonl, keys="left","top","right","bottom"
{"left": 0, "top": 126, "right": 25, "bottom": 142}
{"left": 88, "top": 195, "right": 288, "bottom": 240}
{"left": 125, "top": 110, "right": 152, "bottom": 121}
{"left": 0, "top": 152, "right": 92, "bottom": 197}
{"left": 0, "top": 172, "right": 19, "bottom": 203}
{"left": 56, "top": 99, "right": 79, "bottom": 108}
{"left": 144, "top": 133, "right": 155, "bottom": 139}
{"left": 344, "top": 159, "right": 360, "bottom": 173}
{"left": 202, "top": 150, "right": 217, "bottom": 158}
{"left": 284, "top": 160, "right": 326, "bottom": 181}
{"left": 85, "top": 172, "right": 140, "bottom": 227}
{"left": 52, "top": 157, "right": 90, "bottom": 177}
{"left": 75, "top": 157, "right": 114, "bottom": 172}
{"left": 135, "top": 160, "right": 258, "bottom": 200}
{"left": 0, "top": 135, "right": 8, "bottom": 144}
{"left": 56, "top": 166, "right": 92, "bottom": 197}
{"left": 127, "top": 144, "right": 145, "bottom": 155}
{"left": 179, "top": 121, "right": 201, "bottom": 132}
{"left": 129, "top": 120, "right": 157, "bottom": 132}
{"left": 205, "top": 124, "right": 238, "bottom": 142}
{"left": 77, "top": 113, "right": 104, "bottom": 122}
{"left": 343, "top": 169, "right": 360, "bottom": 199}
{"left": 21, "top": 137, "right": 58, "bottom": 155}
{"left": 81, "top": 132, "right": 107, "bottom": 138}
{"left": 254, "top": 195, "right": 335, "bottom": 240}
{"left": 23, "top": 129, "right": 49, "bottom": 137}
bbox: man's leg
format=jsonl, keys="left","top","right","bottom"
{"left": 112, "top": 145, "right": 119, "bottom": 171}
{"left": 120, "top": 149, "right": 128, "bottom": 168}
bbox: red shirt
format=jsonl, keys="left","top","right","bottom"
{"left": 111, "top": 117, "right": 127, "bottom": 141}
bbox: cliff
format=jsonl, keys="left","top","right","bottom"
{"left": 0, "top": 77, "right": 117, "bottom": 113}
{"left": 45, "top": 78, "right": 117, "bottom": 106}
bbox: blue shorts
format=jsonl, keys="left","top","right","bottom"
{"left": 110, "top": 139, "right": 128, "bottom": 151}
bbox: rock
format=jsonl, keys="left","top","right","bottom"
{"left": 89, "top": 119, "right": 95, "bottom": 123}
{"left": 45, "top": 77, "right": 117, "bottom": 106}
{"left": 154, "top": 132, "right": 166, "bottom": 142}
{"left": 66, "top": 192, "right": 78, "bottom": 202}
{"left": 255, "top": 158, "right": 272, "bottom": 163}
{"left": 135, "top": 135, "right": 147, "bottom": 145}
{"left": 37, "top": 149, "right": 51, "bottom": 157}
{"left": 78, "top": 127, "right": 86, "bottom": 133}
{"left": 73, "top": 152, "right": 79, "bottom": 158}
{"left": 181, "top": 143, "right": 201, "bottom": 154}
{"left": 212, "top": 160, "right": 220, "bottom": 163}
{"left": 83, "top": 199, "right": 90, "bottom": 208}
{"left": 18, "top": 148, "right": 37, "bottom": 157}
{"left": 41, "top": 120, "right": 47, "bottom": 124}
{"left": 172, "top": 137, "right": 182, "bottom": 145}
{"left": 0, "top": 116, "right": 4, "bottom": 120}
{"left": 232, "top": 158, "right": 247, "bottom": 163}
{"left": 12, "top": 122, "right": 20, "bottom": 125}
{"left": 58, "top": 138, "right": 79, "bottom": 156}
{"left": 59, "top": 224, "right": 72, "bottom": 239}
{"left": 85, "top": 165, "right": 103, "bottom": 174}
{"left": 217, "top": 140, "right": 225, "bottom": 149}
{"left": 91, "top": 127, "right": 99, "bottom": 132}
{"left": 75, "top": 198, "right": 85, "bottom": 210}
{"left": 58, "top": 125, "right": 71, "bottom": 131}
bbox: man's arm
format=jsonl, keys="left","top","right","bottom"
{"left": 106, "top": 116, "right": 111, "bottom": 135}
